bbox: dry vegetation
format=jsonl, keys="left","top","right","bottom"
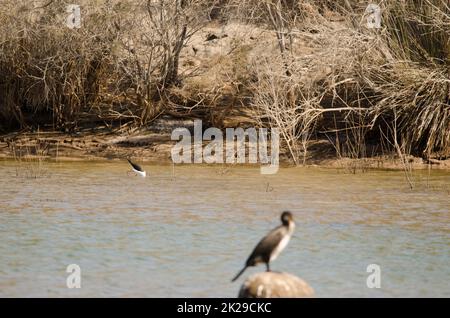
{"left": 0, "top": 0, "right": 449, "bottom": 164}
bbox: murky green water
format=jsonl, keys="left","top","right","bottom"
{"left": 0, "top": 160, "right": 449, "bottom": 297}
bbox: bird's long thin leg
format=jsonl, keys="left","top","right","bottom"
{"left": 266, "top": 263, "right": 270, "bottom": 272}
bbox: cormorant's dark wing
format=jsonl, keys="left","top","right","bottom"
{"left": 127, "top": 159, "right": 143, "bottom": 172}
{"left": 245, "top": 225, "right": 285, "bottom": 266}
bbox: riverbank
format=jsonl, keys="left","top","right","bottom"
{"left": 1, "top": 2, "right": 448, "bottom": 167}
{"left": 1, "top": 126, "right": 449, "bottom": 171}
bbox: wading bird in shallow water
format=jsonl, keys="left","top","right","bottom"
{"left": 231, "top": 211, "right": 295, "bottom": 282}
{"left": 127, "top": 158, "right": 146, "bottom": 177}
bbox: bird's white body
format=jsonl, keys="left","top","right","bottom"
{"left": 270, "top": 221, "right": 295, "bottom": 262}
{"left": 132, "top": 168, "right": 146, "bottom": 177}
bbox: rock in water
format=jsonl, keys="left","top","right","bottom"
{"left": 238, "top": 272, "right": 314, "bottom": 298}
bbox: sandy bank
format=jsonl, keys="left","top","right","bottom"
{"left": 1, "top": 127, "right": 449, "bottom": 171}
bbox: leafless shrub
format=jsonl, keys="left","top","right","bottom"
{"left": 10, "top": 130, "right": 51, "bottom": 179}
{"left": 0, "top": 0, "right": 448, "bottom": 167}
{"left": 251, "top": 0, "right": 449, "bottom": 165}
{"left": 252, "top": 58, "right": 322, "bottom": 165}
{"left": 0, "top": 0, "right": 211, "bottom": 130}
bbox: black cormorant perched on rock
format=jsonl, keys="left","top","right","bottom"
{"left": 232, "top": 211, "right": 295, "bottom": 282}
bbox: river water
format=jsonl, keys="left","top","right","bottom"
{"left": 0, "top": 160, "right": 449, "bottom": 297}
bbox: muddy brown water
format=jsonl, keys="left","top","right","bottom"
{"left": 0, "top": 160, "right": 449, "bottom": 297}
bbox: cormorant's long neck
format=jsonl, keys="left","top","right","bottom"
{"left": 285, "top": 220, "right": 295, "bottom": 234}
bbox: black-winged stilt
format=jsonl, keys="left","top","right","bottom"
{"left": 127, "top": 158, "right": 146, "bottom": 177}
{"left": 232, "top": 211, "right": 295, "bottom": 282}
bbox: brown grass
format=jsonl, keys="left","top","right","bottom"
{"left": 0, "top": 0, "right": 448, "bottom": 164}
